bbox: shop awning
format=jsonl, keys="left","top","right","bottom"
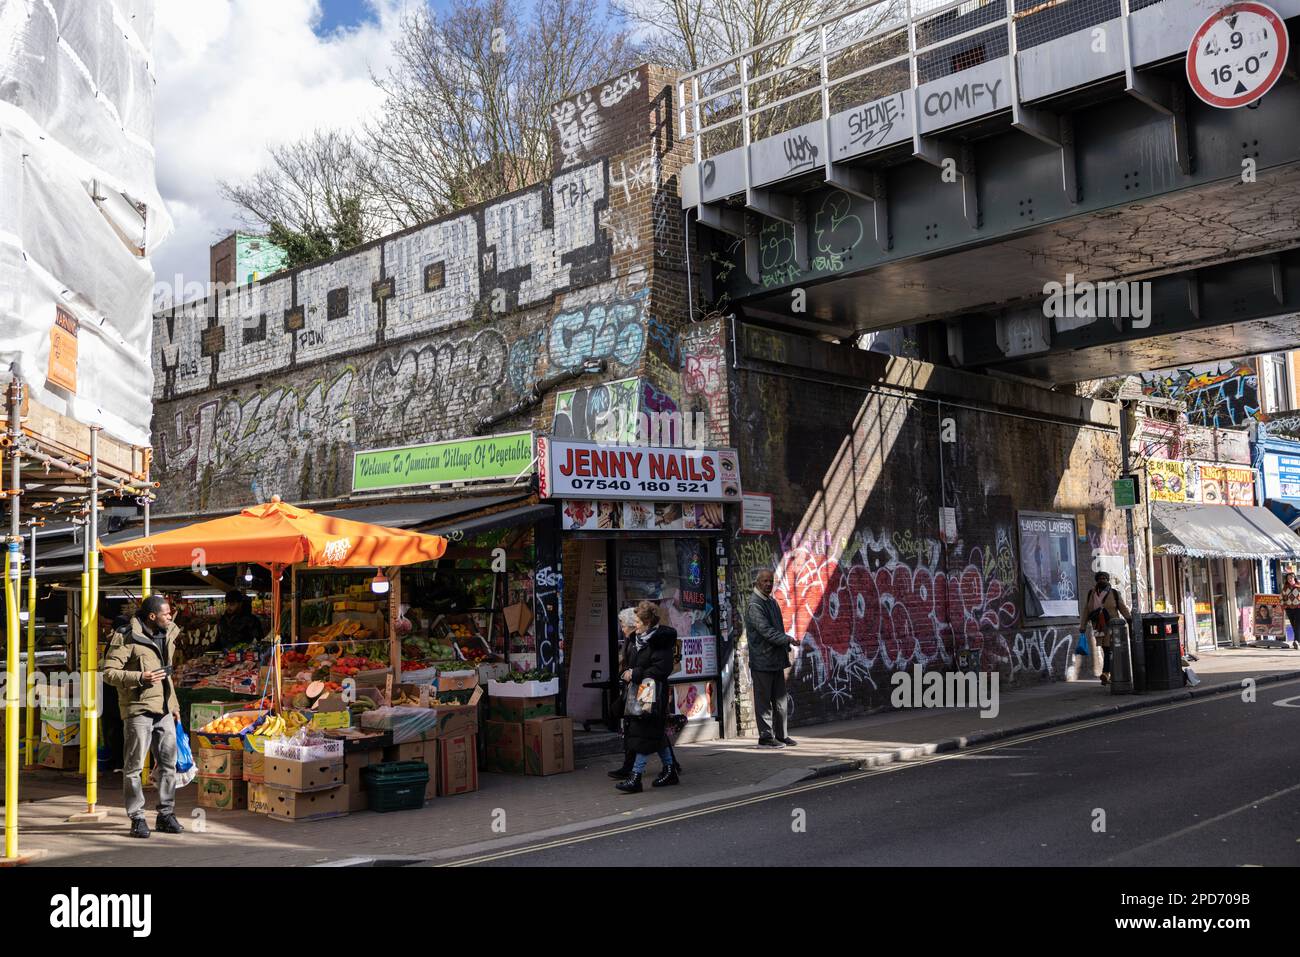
{"left": 1150, "top": 503, "right": 1300, "bottom": 559}
{"left": 318, "top": 493, "right": 528, "bottom": 529}
{"left": 419, "top": 502, "right": 555, "bottom": 539}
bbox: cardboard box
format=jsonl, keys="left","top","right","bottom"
{"left": 197, "top": 747, "right": 243, "bottom": 779}
{"left": 489, "top": 678, "right": 560, "bottom": 698}
{"left": 309, "top": 704, "right": 352, "bottom": 730}
{"left": 190, "top": 700, "right": 248, "bottom": 732}
{"left": 40, "top": 703, "right": 80, "bottom": 724}
{"left": 264, "top": 755, "right": 345, "bottom": 792}
{"left": 42, "top": 719, "right": 80, "bottom": 747}
{"left": 524, "top": 717, "right": 574, "bottom": 775}
{"left": 477, "top": 662, "right": 511, "bottom": 684}
{"left": 37, "top": 741, "right": 79, "bottom": 770}
{"left": 247, "top": 780, "right": 272, "bottom": 814}
{"left": 483, "top": 720, "right": 522, "bottom": 749}
{"left": 264, "top": 784, "right": 348, "bottom": 822}
{"left": 437, "top": 734, "right": 478, "bottom": 796}
{"left": 197, "top": 775, "right": 248, "bottom": 811}
{"left": 431, "top": 686, "right": 482, "bottom": 739}
{"left": 437, "top": 670, "right": 478, "bottom": 692}
{"left": 344, "top": 751, "right": 373, "bottom": 812}
{"left": 483, "top": 745, "right": 526, "bottom": 774}
{"left": 486, "top": 695, "right": 556, "bottom": 723}
{"left": 383, "top": 740, "right": 429, "bottom": 763}
{"left": 243, "top": 750, "right": 265, "bottom": 782}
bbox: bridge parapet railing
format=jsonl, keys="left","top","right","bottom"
{"left": 677, "top": 0, "right": 1167, "bottom": 165}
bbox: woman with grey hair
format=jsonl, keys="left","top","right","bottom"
{"left": 607, "top": 607, "right": 642, "bottom": 779}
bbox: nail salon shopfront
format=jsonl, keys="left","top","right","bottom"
{"left": 539, "top": 438, "right": 743, "bottom": 743}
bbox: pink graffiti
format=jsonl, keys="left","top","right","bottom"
{"left": 684, "top": 353, "right": 723, "bottom": 399}
{"left": 771, "top": 544, "right": 1019, "bottom": 679}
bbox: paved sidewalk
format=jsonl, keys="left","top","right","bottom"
{"left": 6, "top": 648, "right": 1298, "bottom": 866}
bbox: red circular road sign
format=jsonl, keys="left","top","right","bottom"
{"left": 1187, "top": 2, "right": 1290, "bottom": 108}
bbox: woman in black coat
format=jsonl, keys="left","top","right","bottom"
{"left": 615, "top": 601, "right": 679, "bottom": 793}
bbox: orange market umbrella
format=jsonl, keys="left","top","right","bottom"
{"left": 100, "top": 496, "right": 448, "bottom": 710}
{"left": 101, "top": 496, "right": 447, "bottom": 573}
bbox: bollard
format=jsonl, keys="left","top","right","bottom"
{"left": 1109, "top": 619, "right": 1133, "bottom": 694}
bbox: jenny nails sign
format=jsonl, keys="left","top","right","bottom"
{"left": 537, "top": 438, "right": 742, "bottom": 502}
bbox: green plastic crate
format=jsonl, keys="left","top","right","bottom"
{"left": 361, "top": 761, "right": 429, "bottom": 813}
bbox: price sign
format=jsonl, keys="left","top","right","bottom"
{"left": 1186, "top": 3, "right": 1289, "bottom": 108}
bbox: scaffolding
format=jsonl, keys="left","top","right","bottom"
{"left": 1, "top": 375, "right": 155, "bottom": 862}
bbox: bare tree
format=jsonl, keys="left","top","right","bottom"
{"left": 219, "top": 129, "right": 381, "bottom": 266}
{"left": 617, "top": 0, "right": 909, "bottom": 150}
{"left": 360, "top": 0, "right": 641, "bottom": 229}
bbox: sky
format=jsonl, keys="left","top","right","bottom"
{"left": 151, "top": 0, "right": 415, "bottom": 295}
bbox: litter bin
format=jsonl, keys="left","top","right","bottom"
{"left": 1108, "top": 619, "right": 1133, "bottom": 694}
{"left": 1143, "top": 613, "right": 1182, "bottom": 691}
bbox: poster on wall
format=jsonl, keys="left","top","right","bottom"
{"left": 741, "top": 493, "right": 774, "bottom": 534}
{"left": 1264, "top": 453, "right": 1300, "bottom": 501}
{"left": 1225, "top": 466, "right": 1255, "bottom": 506}
{"left": 1147, "top": 459, "right": 1189, "bottom": 503}
{"left": 1017, "top": 512, "right": 1080, "bottom": 620}
{"left": 1199, "top": 465, "right": 1226, "bottom": 504}
{"left": 669, "top": 635, "right": 719, "bottom": 680}
{"left": 672, "top": 680, "right": 717, "bottom": 720}
{"left": 560, "top": 500, "right": 726, "bottom": 531}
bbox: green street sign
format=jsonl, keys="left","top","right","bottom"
{"left": 1113, "top": 476, "right": 1139, "bottom": 509}
{"left": 353, "top": 432, "right": 534, "bottom": 492}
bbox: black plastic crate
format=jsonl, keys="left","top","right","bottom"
{"left": 361, "top": 761, "right": 429, "bottom": 813}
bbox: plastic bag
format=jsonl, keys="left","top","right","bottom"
{"left": 174, "top": 718, "right": 198, "bottom": 788}
{"left": 624, "top": 678, "right": 657, "bottom": 717}
{"left": 1074, "top": 631, "right": 1091, "bottom": 656}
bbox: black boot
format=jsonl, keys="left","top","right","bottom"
{"left": 651, "top": 763, "right": 679, "bottom": 788}
{"left": 155, "top": 812, "right": 184, "bottom": 834}
{"left": 129, "top": 817, "right": 150, "bottom": 839}
{"left": 607, "top": 753, "right": 635, "bottom": 779}
{"left": 615, "top": 772, "right": 643, "bottom": 794}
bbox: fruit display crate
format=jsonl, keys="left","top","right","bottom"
{"left": 264, "top": 737, "right": 344, "bottom": 762}
{"left": 489, "top": 678, "right": 560, "bottom": 698}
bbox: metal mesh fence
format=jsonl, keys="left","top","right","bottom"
{"left": 1014, "top": 0, "right": 1122, "bottom": 50}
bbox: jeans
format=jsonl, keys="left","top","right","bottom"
{"left": 1102, "top": 645, "right": 1114, "bottom": 675}
{"left": 124, "top": 713, "right": 177, "bottom": 821}
{"left": 632, "top": 747, "right": 673, "bottom": 774}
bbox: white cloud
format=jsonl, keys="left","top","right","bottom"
{"left": 150, "top": 0, "right": 411, "bottom": 290}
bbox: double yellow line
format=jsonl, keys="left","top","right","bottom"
{"left": 444, "top": 689, "right": 1263, "bottom": 866}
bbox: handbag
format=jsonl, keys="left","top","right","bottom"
{"left": 623, "top": 678, "right": 658, "bottom": 717}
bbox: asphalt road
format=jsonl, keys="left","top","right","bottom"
{"left": 450, "top": 679, "right": 1300, "bottom": 867}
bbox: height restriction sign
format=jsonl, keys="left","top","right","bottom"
{"left": 1186, "top": 3, "right": 1289, "bottom": 108}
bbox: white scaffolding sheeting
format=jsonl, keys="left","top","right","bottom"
{"left": 0, "top": 0, "right": 171, "bottom": 448}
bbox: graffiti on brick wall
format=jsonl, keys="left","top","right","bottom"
{"left": 1141, "top": 361, "right": 1260, "bottom": 428}
{"left": 158, "top": 370, "right": 356, "bottom": 500}
{"left": 681, "top": 320, "right": 726, "bottom": 444}
{"left": 367, "top": 329, "right": 508, "bottom": 439}
{"left": 547, "top": 288, "right": 648, "bottom": 372}
{"left": 155, "top": 161, "right": 611, "bottom": 401}
{"left": 553, "top": 376, "right": 641, "bottom": 442}
{"left": 741, "top": 525, "right": 1072, "bottom": 710}
{"left": 551, "top": 67, "right": 643, "bottom": 170}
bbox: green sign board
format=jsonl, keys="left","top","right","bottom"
{"left": 352, "top": 432, "right": 534, "bottom": 492}
{"left": 1113, "top": 476, "right": 1139, "bottom": 509}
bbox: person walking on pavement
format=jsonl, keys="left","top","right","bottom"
{"left": 1080, "top": 571, "right": 1131, "bottom": 685}
{"left": 614, "top": 602, "right": 679, "bottom": 794}
{"left": 1282, "top": 571, "right": 1300, "bottom": 650}
{"left": 607, "top": 607, "right": 641, "bottom": 780}
{"left": 745, "top": 569, "right": 797, "bottom": 748}
{"left": 103, "top": 595, "right": 185, "bottom": 839}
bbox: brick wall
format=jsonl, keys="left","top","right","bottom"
{"left": 151, "top": 64, "right": 696, "bottom": 515}
{"left": 727, "top": 323, "right": 1127, "bottom": 729}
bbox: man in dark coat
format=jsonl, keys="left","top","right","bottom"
{"left": 744, "top": 568, "right": 797, "bottom": 748}
{"left": 216, "top": 590, "right": 265, "bottom": 651}
{"left": 615, "top": 602, "right": 679, "bottom": 793}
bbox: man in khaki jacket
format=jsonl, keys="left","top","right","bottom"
{"left": 103, "top": 595, "right": 184, "bottom": 839}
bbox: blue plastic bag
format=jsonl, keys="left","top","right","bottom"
{"left": 1074, "top": 631, "right": 1091, "bottom": 656}
{"left": 174, "top": 717, "right": 195, "bottom": 773}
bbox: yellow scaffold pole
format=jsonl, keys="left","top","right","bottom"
{"left": 23, "top": 526, "right": 36, "bottom": 768}
{"left": 85, "top": 427, "right": 100, "bottom": 813}
{"left": 78, "top": 528, "right": 88, "bottom": 776}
